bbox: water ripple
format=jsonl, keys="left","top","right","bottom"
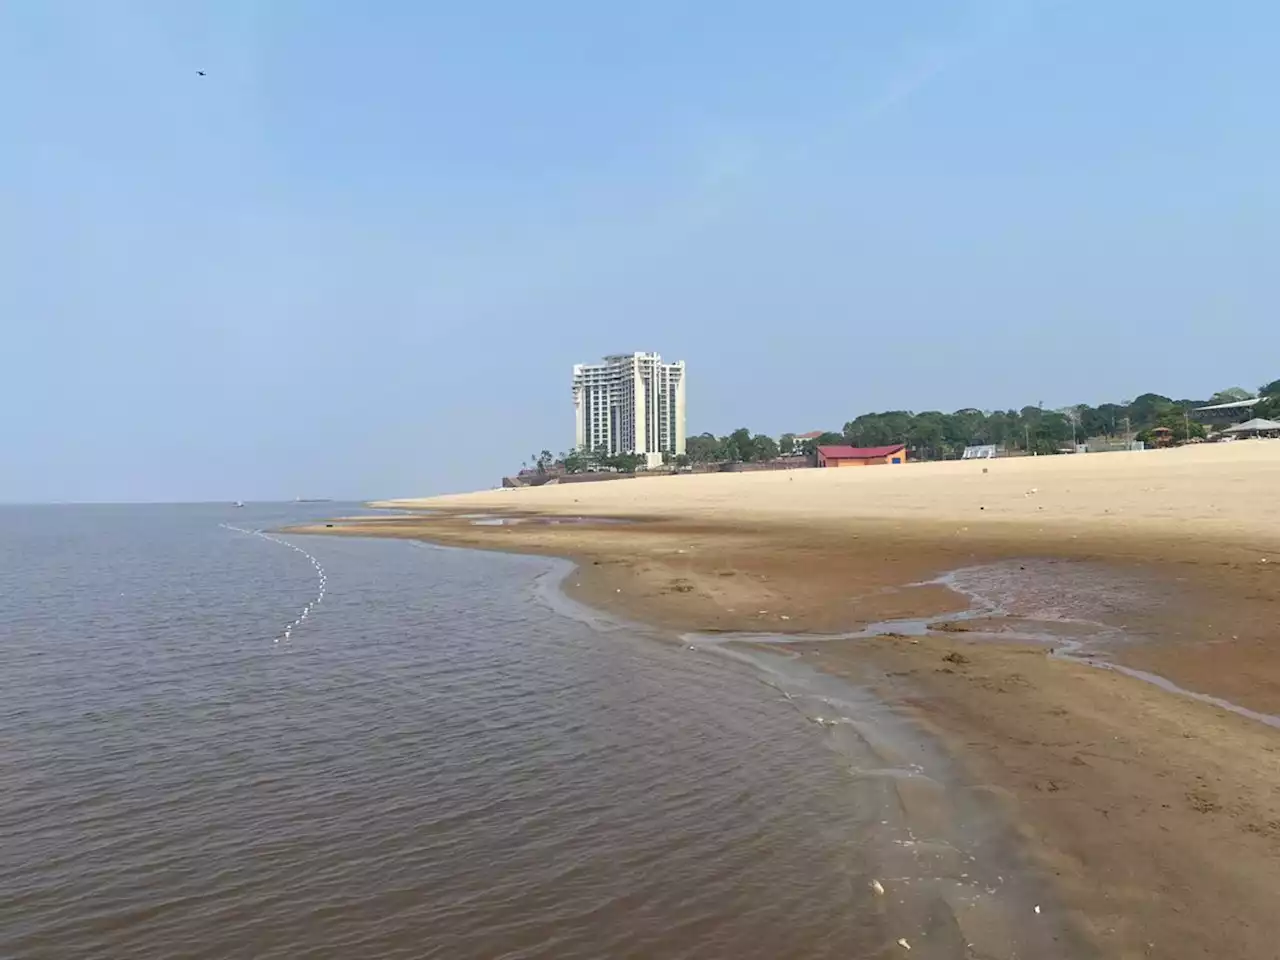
{"left": 0, "top": 504, "right": 1083, "bottom": 959}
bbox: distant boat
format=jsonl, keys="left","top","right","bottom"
{"left": 233, "top": 501, "right": 245, "bottom": 508}
{"left": 294, "top": 497, "right": 332, "bottom": 503}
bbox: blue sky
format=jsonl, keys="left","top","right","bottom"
{"left": 2, "top": 0, "right": 1276, "bottom": 501}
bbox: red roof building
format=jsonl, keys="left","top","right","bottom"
{"left": 815, "top": 444, "right": 907, "bottom": 467}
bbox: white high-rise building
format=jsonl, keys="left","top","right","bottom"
{"left": 573, "top": 353, "right": 686, "bottom": 467}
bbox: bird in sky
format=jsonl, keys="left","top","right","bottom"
{"left": 196, "top": 70, "right": 206, "bottom": 76}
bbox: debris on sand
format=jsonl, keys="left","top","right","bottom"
{"left": 942, "top": 651, "right": 971, "bottom": 665}
{"left": 871, "top": 879, "right": 885, "bottom": 896}
{"left": 897, "top": 937, "right": 912, "bottom": 951}
{"left": 877, "top": 631, "right": 919, "bottom": 643}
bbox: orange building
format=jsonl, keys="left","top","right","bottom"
{"left": 815, "top": 444, "right": 907, "bottom": 467}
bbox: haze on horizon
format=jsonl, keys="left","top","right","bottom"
{"left": 2, "top": 0, "right": 1276, "bottom": 503}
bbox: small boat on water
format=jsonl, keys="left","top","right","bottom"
{"left": 233, "top": 501, "right": 245, "bottom": 508}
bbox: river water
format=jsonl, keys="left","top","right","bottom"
{"left": 0, "top": 504, "right": 1079, "bottom": 958}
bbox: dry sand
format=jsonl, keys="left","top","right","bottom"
{"left": 296, "top": 441, "right": 1280, "bottom": 959}
{"left": 386, "top": 439, "right": 1280, "bottom": 540}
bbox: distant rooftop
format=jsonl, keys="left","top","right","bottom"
{"left": 1224, "top": 418, "right": 1280, "bottom": 433}
{"left": 1195, "top": 397, "right": 1260, "bottom": 411}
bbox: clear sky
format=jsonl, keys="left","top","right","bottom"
{"left": 2, "top": 1, "right": 1276, "bottom": 502}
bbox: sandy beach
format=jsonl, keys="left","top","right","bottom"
{"left": 296, "top": 441, "right": 1280, "bottom": 959}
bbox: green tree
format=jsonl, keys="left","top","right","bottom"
{"left": 1255, "top": 380, "right": 1280, "bottom": 420}
{"left": 562, "top": 448, "right": 591, "bottom": 474}
{"left": 1175, "top": 417, "right": 1207, "bottom": 442}
{"left": 779, "top": 433, "right": 796, "bottom": 455}
{"left": 1079, "top": 403, "right": 1124, "bottom": 437}
{"left": 1037, "top": 410, "right": 1074, "bottom": 446}
{"left": 842, "top": 415, "right": 878, "bottom": 445}
{"left": 907, "top": 412, "right": 947, "bottom": 460}
{"left": 946, "top": 408, "right": 989, "bottom": 449}
{"left": 613, "top": 452, "right": 643, "bottom": 473}
{"left": 1057, "top": 406, "right": 1084, "bottom": 447}
{"left": 800, "top": 431, "right": 843, "bottom": 455}
{"left": 751, "top": 434, "right": 779, "bottom": 461}
{"left": 1138, "top": 412, "right": 1205, "bottom": 445}
{"left": 726, "top": 427, "right": 753, "bottom": 462}
{"left": 685, "top": 433, "right": 723, "bottom": 463}
{"left": 1210, "top": 387, "right": 1254, "bottom": 404}
{"left": 1258, "top": 397, "right": 1280, "bottom": 420}
{"left": 1127, "top": 393, "right": 1174, "bottom": 429}
{"left": 984, "top": 410, "right": 1020, "bottom": 448}
{"left": 844, "top": 411, "right": 912, "bottom": 447}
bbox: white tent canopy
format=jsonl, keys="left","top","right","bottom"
{"left": 1223, "top": 418, "right": 1280, "bottom": 434}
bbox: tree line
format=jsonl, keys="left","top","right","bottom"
{"left": 684, "top": 428, "right": 779, "bottom": 465}
{"left": 685, "top": 380, "right": 1280, "bottom": 464}
{"left": 525, "top": 447, "right": 648, "bottom": 474}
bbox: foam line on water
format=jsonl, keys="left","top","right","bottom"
{"left": 220, "top": 523, "right": 327, "bottom": 643}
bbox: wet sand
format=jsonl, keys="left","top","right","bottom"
{"left": 294, "top": 442, "right": 1280, "bottom": 959}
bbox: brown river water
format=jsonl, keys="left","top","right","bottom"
{"left": 0, "top": 504, "right": 1084, "bottom": 958}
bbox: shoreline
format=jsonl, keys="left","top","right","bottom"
{"left": 290, "top": 449, "right": 1280, "bottom": 958}
{"left": 409, "top": 542, "right": 1097, "bottom": 956}
{"left": 295, "top": 508, "right": 1280, "bottom": 712}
